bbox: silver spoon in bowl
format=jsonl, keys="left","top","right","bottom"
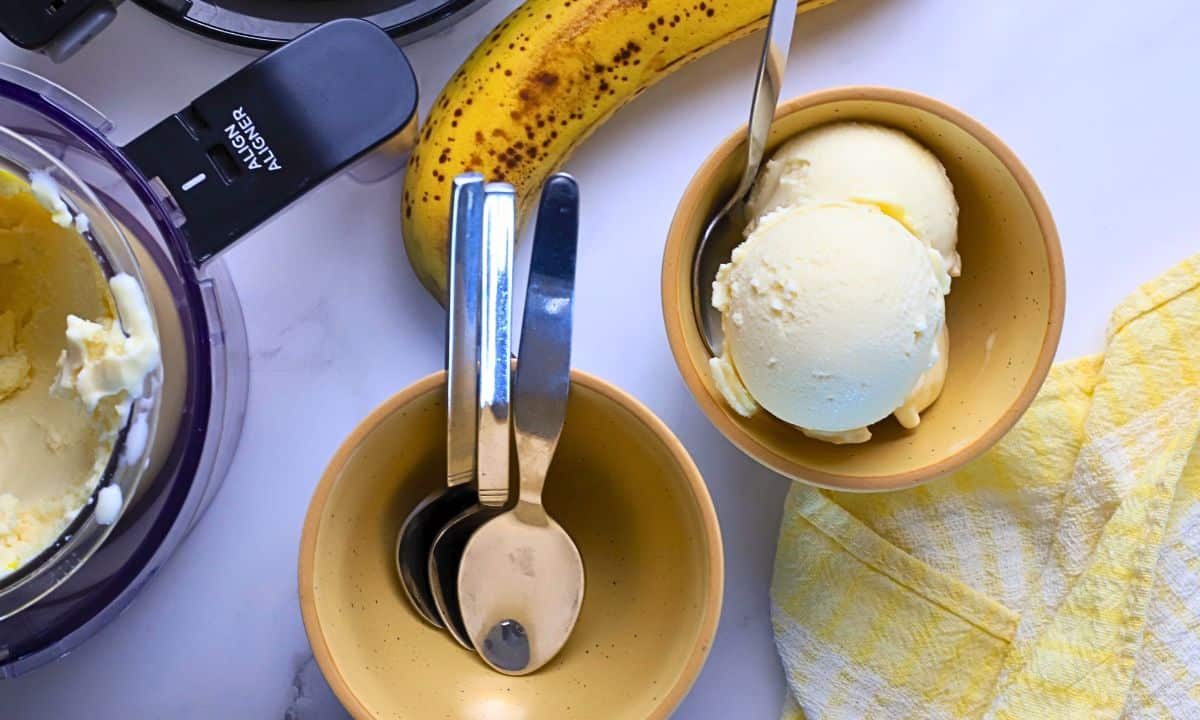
{"left": 427, "top": 182, "right": 515, "bottom": 649}
{"left": 456, "top": 173, "right": 583, "bottom": 675}
{"left": 691, "top": 0, "right": 796, "bottom": 356}
{"left": 394, "top": 172, "right": 485, "bottom": 627}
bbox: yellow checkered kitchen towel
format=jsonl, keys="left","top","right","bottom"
{"left": 772, "top": 254, "right": 1200, "bottom": 720}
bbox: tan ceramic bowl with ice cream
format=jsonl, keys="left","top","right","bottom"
{"left": 299, "top": 369, "right": 722, "bottom": 719}
{"left": 662, "top": 86, "right": 1065, "bottom": 491}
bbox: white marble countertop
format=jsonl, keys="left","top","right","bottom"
{"left": 1, "top": 0, "right": 1197, "bottom": 717}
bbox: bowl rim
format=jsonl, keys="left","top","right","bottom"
{"left": 661, "top": 85, "right": 1066, "bottom": 492}
{"left": 298, "top": 368, "right": 724, "bottom": 719}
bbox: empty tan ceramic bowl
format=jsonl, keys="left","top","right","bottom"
{"left": 662, "top": 86, "right": 1065, "bottom": 491}
{"left": 299, "top": 370, "right": 722, "bottom": 719}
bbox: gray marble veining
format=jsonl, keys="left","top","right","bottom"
{"left": 1, "top": 0, "right": 1198, "bottom": 717}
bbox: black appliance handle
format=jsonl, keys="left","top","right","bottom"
{"left": 122, "top": 18, "right": 419, "bottom": 265}
{"left": 0, "top": 0, "right": 119, "bottom": 62}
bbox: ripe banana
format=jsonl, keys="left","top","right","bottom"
{"left": 402, "top": 0, "right": 838, "bottom": 303}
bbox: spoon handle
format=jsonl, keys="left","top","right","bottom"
{"left": 446, "top": 173, "right": 484, "bottom": 488}
{"left": 477, "top": 183, "right": 515, "bottom": 508}
{"left": 736, "top": 0, "right": 796, "bottom": 202}
{"left": 513, "top": 174, "right": 579, "bottom": 507}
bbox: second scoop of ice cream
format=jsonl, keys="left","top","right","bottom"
{"left": 711, "top": 202, "right": 949, "bottom": 440}
{"left": 746, "top": 121, "right": 961, "bottom": 276}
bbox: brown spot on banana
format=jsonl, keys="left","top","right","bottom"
{"left": 402, "top": 0, "right": 840, "bottom": 304}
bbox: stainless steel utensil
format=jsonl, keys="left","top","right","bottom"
{"left": 457, "top": 173, "right": 584, "bottom": 675}
{"left": 394, "top": 172, "right": 483, "bottom": 627}
{"left": 691, "top": 0, "right": 796, "bottom": 356}
{"left": 428, "top": 182, "right": 515, "bottom": 649}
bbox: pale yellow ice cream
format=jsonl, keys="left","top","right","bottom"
{"left": 710, "top": 122, "right": 960, "bottom": 443}
{"left": 711, "top": 203, "right": 949, "bottom": 441}
{"left": 0, "top": 172, "right": 159, "bottom": 577}
{"left": 893, "top": 325, "right": 948, "bottom": 430}
{"left": 746, "top": 122, "right": 961, "bottom": 276}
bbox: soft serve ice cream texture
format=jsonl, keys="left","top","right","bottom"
{"left": 0, "top": 170, "right": 159, "bottom": 576}
{"left": 710, "top": 122, "right": 959, "bottom": 443}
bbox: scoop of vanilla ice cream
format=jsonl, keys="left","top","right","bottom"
{"left": 710, "top": 203, "right": 949, "bottom": 437}
{"left": 745, "top": 122, "right": 961, "bottom": 276}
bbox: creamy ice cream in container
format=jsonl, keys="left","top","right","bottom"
{"left": 0, "top": 134, "right": 165, "bottom": 614}
{"left": 0, "top": 19, "right": 420, "bottom": 674}
{"left": 710, "top": 122, "right": 959, "bottom": 444}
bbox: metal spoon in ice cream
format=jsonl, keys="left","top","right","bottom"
{"left": 691, "top": 0, "right": 795, "bottom": 356}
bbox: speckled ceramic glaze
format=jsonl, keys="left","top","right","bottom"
{"left": 299, "top": 370, "right": 722, "bottom": 719}
{"left": 662, "top": 86, "right": 1065, "bottom": 491}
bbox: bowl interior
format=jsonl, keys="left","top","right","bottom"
{"left": 301, "top": 372, "right": 721, "bottom": 719}
{"left": 664, "top": 89, "right": 1063, "bottom": 490}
